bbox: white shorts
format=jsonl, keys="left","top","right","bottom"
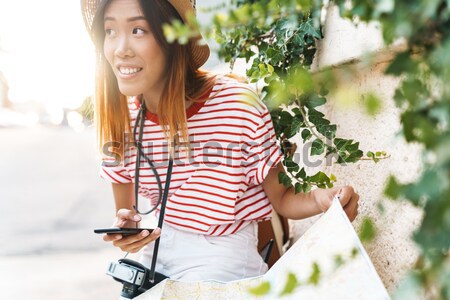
{"left": 139, "top": 222, "right": 268, "bottom": 282}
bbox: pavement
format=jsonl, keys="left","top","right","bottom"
{"left": 0, "top": 126, "right": 140, "bottom": 300}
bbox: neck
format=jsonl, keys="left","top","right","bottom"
{"left": 142, "top": 87, "right": 164, "bottom": 114}
{"left": 142, "top": 97, "right": 159, "bottom": 114}
{"left": 141, "top": 91, "right": 193, "bottom": 115}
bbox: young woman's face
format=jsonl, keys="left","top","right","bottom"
{"left": 103, "top": 0, "right": 167, "bottom": 98}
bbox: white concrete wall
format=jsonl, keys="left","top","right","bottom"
{"left": 290, "top": 5, "right": 423, "bottom": 293}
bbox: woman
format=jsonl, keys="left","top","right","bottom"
{"left": 82, "top": 0, "right": 359, "bottom": 284}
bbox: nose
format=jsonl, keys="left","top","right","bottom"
{"left": 114, "top": 35, "right": 134, "bottom": 58}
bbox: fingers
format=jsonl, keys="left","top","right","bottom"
{"left": 103, "top": 209, "right": 160, "bottom": 253}
{"left": 116, "top": 209, "right": 141, "bottom": 227}
{"left": 128, "top": 231, "right": 161, "bottom": 253}
{"left": 112, "top": 228, "right": 161, "bottom": 253}
{"left": 103, "top": 233, "right": 122, "bottom": 242}
{"left": 338, "top": 185, "right": 359, "bottom": 221}
{"left": 343, "top": 193, "right": 359, "bottom": 222}
{"left": 315, "top": 185, "right": 359, "bottom": 221}
{"left": 334, "top": 185, "right": 360, "bottom": 221}
{"left": 337, "top": 186, "right": 355, "bottom": 207}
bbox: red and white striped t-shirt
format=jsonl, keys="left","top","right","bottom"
{"left": 100, "top": 76, "right": 284, "bottom": 236}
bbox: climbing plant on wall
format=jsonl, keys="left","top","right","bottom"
{"left": 165, "top": 0, "right": 450, "bottom": 298}
{"left": 212, "top": 0, "right": 368, "bottom": 193}
{"left": 211, "top": 0, "right": 450, "bottom": 298}
{"left": 165, "top": 0, "right": 385, "bottom": 193}
{"left": 332, "top": 0, "right": 450, "bottom": 298}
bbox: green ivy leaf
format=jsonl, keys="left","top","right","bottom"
{"left": 344, "top": 150, "right": 364, "bottom": 163}
{"left": 311, "top": 139, "right": 325, "bottom": 155}
{"left": 385, "top": 52, "right": 418, "bottom": 75}
{"left": 299, "top": 20, "right": 322, "bottom": 39}
{"left": 278, "top": 172, "right": 292, "bottom": 187}
{"left": 293, "top": 33, "right": 304, "bottom": 46}
{"left": 308, "top": 262, "right": 321, "bottom": 285}
{"left": 289, "top": 66, "right": 314, "bottom": 93}
{"left": 279, "top": 111, "right": 294, "bottom": 126}
{"left": 330, "top": 173, "right": 337, "bottom": 182}
{"left": 298, "top": 167, "right": 307, "bottom": 178}
{"left": 287, "top": 117, "right": 304, "bottom": 138}
{"left": 280, "top": 272, "right": 299, "bottom": 296}
{"left": 320, "top": 124, "right": 337, "bottom": 140}
{"left": 384, "top": 176, "right": 402, "bottom": 199}
{"left": 345, "top": 141, "right": 360, "bottom": 152}
{"left": 301, "top": 129, "right": 312, "bottom": 141}
{"left": 248, "top": 281, "right": 271, "bottom": 296}
{"left": 302, "top": 182, "right": 312, "bottom": 193}
{"left": 334, "top": 254, "right": 344, "bottom": 269}
{"left": 359, "top": 217, "right": 376, "bottom": 243}
{"left": 309, "top": 171, "right": 330, "bottom": 186}
{"left": 305, "top": 94, "right": 327, "bottom": 108}
{"left": 364, "top": 93, "right": 382, "bottom": 116}
{"left": 284, "top": 157, "right": 300, "bottom": 172}
{"left": 334, "top": 138, "right": 349, "bottom": 149}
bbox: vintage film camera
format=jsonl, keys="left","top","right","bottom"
{"left": 107, "top": 258, "right": 168, "bottom": 299}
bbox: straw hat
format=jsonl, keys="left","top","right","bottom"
{"left": 80, "top": 0, "right": 210, "bottom": 68}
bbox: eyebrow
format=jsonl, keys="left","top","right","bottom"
{"left": 104, "top": 16, "right": 147, "bottom": 22}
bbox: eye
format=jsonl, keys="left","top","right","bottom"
{"left": 104, "top": 28, "right": 116, "bottom": 36}
{"left": 132, "top": 28, "right": 145, "bottom": 35}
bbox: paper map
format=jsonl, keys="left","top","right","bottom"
{"left": 136, "top": 199, "right": 390, "bottom": 300}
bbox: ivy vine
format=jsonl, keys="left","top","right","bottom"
{"left": 210, "top": 0, "right": 379, "bottom": 193}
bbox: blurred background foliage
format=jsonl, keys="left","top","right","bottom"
{"left": 332, "top": 1, "right": 450, "bottom": 298}
{"left": 332, "top": 0, "right": 450, "bottom": 298}
{"left": 167, "top": 0, "right": 450, "bottom": 298}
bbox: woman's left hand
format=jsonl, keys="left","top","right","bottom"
{"left": 312, "top": 186, "right": 360, "bottom": 221}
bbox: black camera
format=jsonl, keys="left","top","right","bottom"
{"left": 107, "top": 258, "right": 168, "bottom": 299}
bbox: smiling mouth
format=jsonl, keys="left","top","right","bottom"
{"left": 118, "top": 67, "right": 143, "bottom": 75}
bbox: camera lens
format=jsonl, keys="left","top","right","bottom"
{"left": 121, "top": 282, "right": 141, "bottom": 299}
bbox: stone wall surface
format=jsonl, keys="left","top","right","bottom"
{"left": 289, "top": 5, "right": 423, "bottom": 294}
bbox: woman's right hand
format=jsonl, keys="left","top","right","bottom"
{"left": 103, "top": 208, "right": 161, "bottom": 253}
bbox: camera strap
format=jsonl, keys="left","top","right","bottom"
{"left": 149, "top": 155, "right": 173, "bottom": 283}
{"left": 134, "top": 101, "right": 174, "bottom": 284}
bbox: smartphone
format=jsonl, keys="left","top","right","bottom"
{"left": 94, "top": 227, "right": 154, "bottom": 236}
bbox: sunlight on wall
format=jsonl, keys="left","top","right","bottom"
{"left": 0, "top": 0, "right": 95, "bottom": 109}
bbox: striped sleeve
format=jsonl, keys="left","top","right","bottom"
{"left": 99, "top": 157, "right": 133, "bottom": 184}
{"left": 243, "top": 93, "right": 284, "bottom": 185}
